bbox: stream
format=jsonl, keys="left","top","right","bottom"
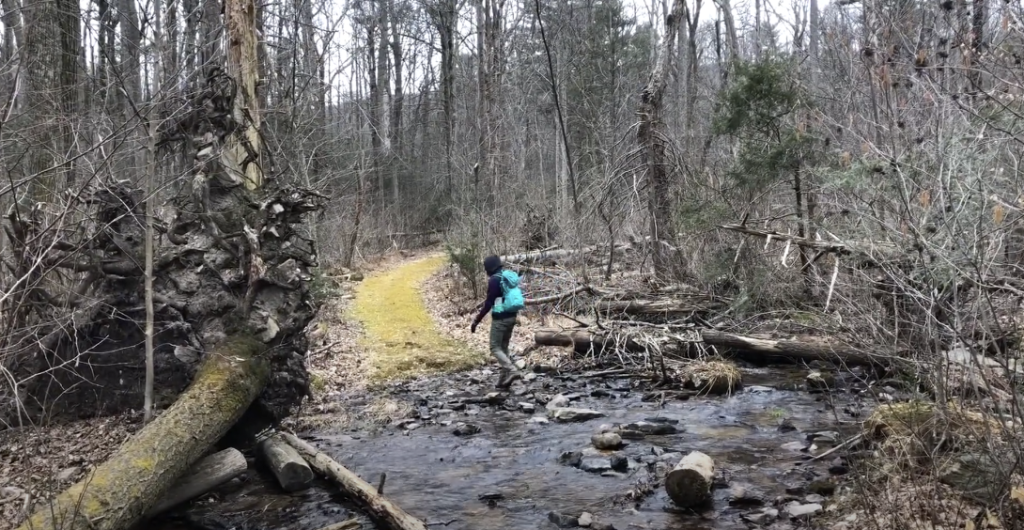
{"left": 156, "top": 363, "right": 870, "bottom": 530}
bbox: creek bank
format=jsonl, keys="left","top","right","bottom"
{"left": 147, "top": 355, "right": 899, "bottom": 530}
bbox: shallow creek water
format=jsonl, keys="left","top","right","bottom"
{"left": 158, "top": 365, "right": 862, "bottom": 530}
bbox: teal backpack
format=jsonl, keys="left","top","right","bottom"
{"left": 492, "top": 269, "right": 525, "bottom": 314}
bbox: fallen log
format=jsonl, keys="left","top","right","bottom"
{"left": 259, "top": 432, "right": 314, "bottom": 492}
{"left": 525, "top": 285, "right": 593, "bottom": 306}
{"left": 16, "top": 336, "right": 269, "bottom": 530}
{"left": 534, "top": 329, "right": 644, "bottom": 353}
{"left": 719, "top": 224, "right": 854, "bottom": 254}
{"left": 501, "top": 247, "right": 593, "bottom": 264}
{"left": 596, "top": 298, "right": 726, "bottom": 315}
{"left": 148, "top": 447, "right": 248, "bottom": 516}
{"left": 665, "top": 451, "right": 715, "bottom": 507}
{"left": 701, "top": 330, "right": 882, "bottom": 367}
{"left": 280, "top": 432, "right": 428, "bottom": 530}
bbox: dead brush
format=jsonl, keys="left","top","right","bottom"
{"left": 669, "top": 359, "right": 743, "bottom": 396}
{"left": 864, "top": 401, "right": 1006, "bottom": 466}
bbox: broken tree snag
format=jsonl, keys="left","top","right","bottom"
{"left": 279, "top": 432, "right": 429, "bottom": 530}
{"left": 665, "top": 451, "right": 715, "bottom": 507}
{"left": 259, "top": 432, "right": 314, "bottom": 493}
{"left": 16, "top": 336, "right": 269, "bottom": 530}
{"left": 701, "top": 330, "right": 881, "bottom": 367}
{"left": 596, "top": 298, "right": 727, "bottom": 315}
{"left": 148, "top": 447, "right": 248, "bottom": 517}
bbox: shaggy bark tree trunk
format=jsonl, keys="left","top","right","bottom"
{"left": 638, "top": 0, "right": 685, "bottom": 280}
{"left": 16, "top": 337, "right": 269, "bottom": 530}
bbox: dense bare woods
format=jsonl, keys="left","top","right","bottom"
{"left": 2, "top": 0, "right": 1024, "bottom": 526}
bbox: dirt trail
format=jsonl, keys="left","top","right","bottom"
{"left": 351, "top": 254, "right": 485, "bottom": 383}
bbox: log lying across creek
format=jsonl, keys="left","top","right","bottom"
{"left": 280, "top": 432, "right": 429, "bottom": 530}
{"left": 16, "top": 336, "right": 269, "bottom": 530}
{"left": 534, "top": 328, "right": 883, "bottom": 368}
{"left": 700, "top": 330, "right": 882, "bottom": 367}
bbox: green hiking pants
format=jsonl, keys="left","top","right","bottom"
{"left": 489, "top": 315, "right": 518, "bottom": 371}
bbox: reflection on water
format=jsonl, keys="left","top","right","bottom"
{"left": 157, "top": 366, "right": 855, "bottom": 530}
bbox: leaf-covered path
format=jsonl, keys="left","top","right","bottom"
{"left": 351, "top": 254, "right": 484, "bottom": 382}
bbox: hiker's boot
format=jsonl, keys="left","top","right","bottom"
{"left": 496, "top": 369, "right": 521, "bottom": 389}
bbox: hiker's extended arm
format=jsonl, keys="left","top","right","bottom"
{"left": 474, "top": 276, "right": 501, "bottom": 325}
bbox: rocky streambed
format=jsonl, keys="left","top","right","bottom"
{"left": 155, "top": 361, "right": 890, "bottom": 530}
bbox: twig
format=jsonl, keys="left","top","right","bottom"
{"left": 809, "top": 433, "right": 864, "bottom": 462}
{"left": 553, "top": 311, "right": 590, "bottom": 328}
{"left": 377, "top": 472, "right": 387, "bottom": 495}
{"left": 580, "top": 368, "right": 628, "bottom": 378}
{"left": 310, "top": 341, "right": 342, "bottom": 358}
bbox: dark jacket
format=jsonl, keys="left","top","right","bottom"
{"left": 475, "top": 271, "right": 517, "bottom": 322}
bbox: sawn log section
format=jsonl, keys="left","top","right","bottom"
{"left": 16, "top": 336, "right": 269, "bottom": 530}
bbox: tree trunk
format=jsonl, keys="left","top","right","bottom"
{"left": 16, "top": 336, "right": 269, "bottom": 530}
{"left": 21, "top": 0, "right": 79, "bottom": 199}
{"left": 638, "top": 0, "right": 685, "bottom": 280}
{"left": 280, "top": 432, "right": 429, "bottom": 530}
{"left": 388, "top": 0, "right": 404, "bottom": 203}
{"left": 148, "top": 447, "right": 248, "bottom": 517}
{"left": 665, "top": 451, "right": 714, "bottom": 507}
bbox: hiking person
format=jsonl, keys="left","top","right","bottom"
{"left": 471, "top": 255, "right": 525, "bottom": 388}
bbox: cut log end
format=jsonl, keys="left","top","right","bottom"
{"left": 665, "top": 451, "right": 715, "bottom": 508}
{"left": 259, "top": 433, "right": 314, "bottom": 493}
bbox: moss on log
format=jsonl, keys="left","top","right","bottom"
{"left": 16, "top": 335, "right": 269, "bottom": 530}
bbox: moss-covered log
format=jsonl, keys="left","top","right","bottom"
{"left": 16, "top": 335, "right": 268, "bottom": 530}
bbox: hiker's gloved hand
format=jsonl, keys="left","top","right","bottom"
{"left": 471, "top": 319, "right": 479, "bottom": 334}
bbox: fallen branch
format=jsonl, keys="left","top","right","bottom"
{"left": 317, "top": 520, "right": 360, "bottom": 530}
{"left": 701, "top": 330, "right": 882, "bottom": 367}
{"left": 280, "top": 432, "right": 428, "bottom": 530}
{"left": 719, "top": 224, "right": 853, "bottom": 254}
{"left": 809, "top": 433, "right": 865, "bottom": 462}
{"left": 17, "top": 336, "right": 269, "bottom": 530}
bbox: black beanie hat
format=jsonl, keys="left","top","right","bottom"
{"left": 483, "top": 255, "right": 502, "bottom": 275}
